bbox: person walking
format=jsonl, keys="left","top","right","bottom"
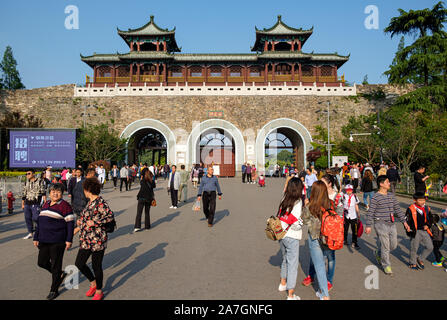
{"left": 246, "top": 164, "right": 252, "bottom": 184}
{"left": 242, "top": 163, "right": 247, "bottom": 184}
{"left": 301, "top": 181, "right": 333, "bottom": 300}
{"left": 75, "top": 178, "right": 115, "bottom": 300}
{"left": 414, "top": 166, "right": 430, "bottom": 195}
{"left": 168, "top": 165, "right": 181, "bottom": 209}
{"left": 251, "top": 165, "right": 257, "bottom": 184}
{"left": 361, "top": 170, "right": 375, "bottom": 210}
{"left": 365, "top": 175, "right": 411, "bottom": 276}
{"left": 178, "top": 165, "right": 189, "bottom": 203}
{"left": 405, "top": 192, "right": 433, "bottom": 270}
{"left": 111, "top": 165, "right": 120, "bottom": 190}
{"left": 33, "top": 183, "right": 74, "bottom": 300}
{"left": 22, "top": 169, "right": 47, "bottom": 240}
{"left": 341, "top": 184, "right": 361, "bottom": 249}
{"left": 197, "top": 166, "right": 222, "bottom": 227}
{"left": 97, "top": 164, "right": 106, "bottom": 189}
{"left": 191, "top": 165, "right": 199, "bottom": 188}
{"left": 301, "top": 175, "right": 341, "bottom": 293}
{"left": 71, "top": 168, "right": 88, "bottom": 223}
{"left": 120, "top": 165, "right": 129, "bottom": 192}
{"left": 163, "top": 163, "right": 170, "bottom": 180}
{"left": 304, "top": 168, "right": 317, "bottom": 199}
{"left": 61, "top": 167, "right": 68, "bottom": 191}
{"left": 350, "top": 164, "right": 361, "bottom": 194}
{"left": 277, "top": 177, "right": 304, "bottom": 300}
{"left": 387, "top": 164, "right": 401, "bottom": 194}
{"left": 134, "top": 169, "right": 156, "bottom": 232}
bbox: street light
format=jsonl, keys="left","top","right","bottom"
{"left": 80, "top": 105, "right": 98, "bottom": 128}
{"left": 316, "top": 101, "right": 337, "bottom": 168}
{"left": 349, "top": 130, "right": 383, "bottom": 162}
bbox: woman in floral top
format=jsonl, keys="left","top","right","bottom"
{"left": 74, "top": 178, "right": 114, "bottom": 300}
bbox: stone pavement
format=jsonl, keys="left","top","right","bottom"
{"left": 0, "top": 177, "right": 445, "bottom": 300}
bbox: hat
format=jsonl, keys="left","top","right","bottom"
{"left": 345, "top": 184, "right": 354, "bottom": 191}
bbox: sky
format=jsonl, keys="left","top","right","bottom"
{"left": 0, "top": 0, "right": 440, "bottom": 89}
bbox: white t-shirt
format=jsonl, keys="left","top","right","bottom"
{"left": 342, "top": 193, "right": 359, "bottom": 219}
{"left": 280, "top": 200, "right": 303, "bottom": 240}
{"left": 149, "top": 166, "right": 155, "bottom": 175}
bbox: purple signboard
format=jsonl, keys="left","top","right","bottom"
{"left": 9, "top": 130, "right": 76, "bottom": 168}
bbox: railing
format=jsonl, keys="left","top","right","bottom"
{"left": 300, "top": 76, "right": 316, "bottom": 82}
{"left": 207, "top": 76, "right": 225, "bottom": 83}
{"left": 396, "top": 176, "right": 446, "bottom": 200}
{"left": 319, "top": 76, "right": 337, "bottom": 83}
{"left": 96, "top": 77, "right": 113, "bottom": 83}
{"left": 168, "top": 76, "right": 185, "bottom": 82}
{"left": 227, "top": 76, "right": 245, "bottom": 83}
{"left": 274, "top": 75, "right": 292, "bottom": 82}
{"left": 247, "top": 76, "right": 265, "bottom": 82}
{"left": 140, "top": 75, "right": 159, "bottom": 82}
{"left": 116, "top": 77, "right": 131, "bottom": 82}
{"left": 187, "top": 76, "right": 205, "bottom": 83}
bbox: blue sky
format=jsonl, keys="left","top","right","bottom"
{"left": 0, "top": 0, "right": 439, "bottom": 89}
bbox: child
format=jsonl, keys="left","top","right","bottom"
{"left": 341, "top": 184, "right": 360, "bottom": 249}
{"left": 405, "top": 192, "right": 433, "bottom": 270}
{"left": 430, "top": 213, "right": 445, "bottom": 267}
{"left": 258, "top": 174, "right": 265, "bottom": 187}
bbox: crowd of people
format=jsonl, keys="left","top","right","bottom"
{"left": 16, "top": 158, "right": 447, "bottom": 300}
{"left": 274, "top": 162, "right": 446, "bottom": 300}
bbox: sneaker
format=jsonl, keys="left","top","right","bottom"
{"left": 85, "top": 286, "right": 97, "bottom": 297}
{"left": 384, "top": 266, "right": 393, "bottom": 276}
{"left": 23, "top": 233, "right": 33, "bottom": 240}
{"left": 316, "top": 291, "right": 328, "bottom": 300}
{"left": 278, "top": 283, "right": 287, "bottom": 292}
{"left": 432, "top": 261, "right": 443, "bottom": 267}
{"left": 173, "top": 206, "right": 178, "bottom": 209}
{"left": 287, "top": 294, "right": 301, "bottom": 300}
{"left": 374, "top": 250, "right": 382, "bottom": 266}
{"left": 440, "top": 257, "right": 446, "bottom": 262}
{"left": 354, "top": 243, "right": 360, "bottom": 250}
{"left": 302, "top": 275, "right": 314, "bottom": 286}
{"left": 92, "top": 292, "right": 104, "bottom": 300}
{"left": 417, "top": 258, "right": 425, "bottom": 270}
{"left": 133, "top": 228, "right": 142, "bottom": 233}
{"left": 327, "top": 281, "right": 333, "bottom": 292}
{"left": 169, "top": 206, "right": 174, "bottom": 209}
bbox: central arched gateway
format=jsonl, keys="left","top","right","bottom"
{"left": 187, "top": 119, "right": 245, "bottom": 176}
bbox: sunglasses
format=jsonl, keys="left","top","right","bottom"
{"left": 26, "top": 172, "right": 33, "bottom": 175}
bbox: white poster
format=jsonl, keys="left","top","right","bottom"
{"left": 332, "top": 156, "right": 348, "bottom": 168}
{"left": 213, "top": 165, "right": 220, "bottom": 176}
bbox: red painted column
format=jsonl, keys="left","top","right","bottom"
{"left": 315, "top": 66, "right": 319, "bottom": 83}
{"left": 130, "top": 42, "right": 133, "bottom": 51}
{"left": 264, "top": 41, "right": 268, "bottom": 51}
{"left": 334, "top": 65, "right": 338, "bottom": 82}
{"left": 291, "top": 63, "right": 295, "bottom": 81}
{"left": 184, "top": 65, "right": 188, "bottom": 82}
{"left": 244, "top": 65, "right": 248, "bottom": 83}
{"left": 112, "top": 66, "right": 116, "bottom": 83}
{"left": 272, "top": 63, "right": 276, "bottom": 82}
{"left": 163, "top": 63, "right": 167, "bottom": 84}
{"left": 224, "top": 66, "right": 228, "bottom": 83}
{"left": 137, "top": 42, "right": 141, "bottom": 52}
{"left": 299, "top": 63, "right": 302, "bottom": 81}
{"left": 130, "top": 64, "right": 134, "bottom": 82}
{"left": 93, "top": 66, "right": 97, "bottom": 83}
{"left": 163, "top": 41, "right": 167, "bottom": 52}
{"left": 156, "top": 63, "right": 160, "bottom": 82}
{"left": 156, "top": 41, "right": 160, "bottom": 52}
{"left": 298, "top": 40, "right": 302, "bottom": 51}
{"left": 264, "top": 63, "right": 268, "bottom": 82}
{"left": 272, "top": 42, "right": 275, "bottom": 52}
{"left": 137, "top": 63, "right": 141, "bottom": 82}
{"left": 290, "top": 41, "right": 294, "bottom": 52}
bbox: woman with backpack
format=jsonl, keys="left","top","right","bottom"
{"left": 302, "top": 174, "right": 342, "bottom": 292}
{"left": 75, "top": 178, "right": 115, "bottom": 300}
{"left": 134, "top": 169, "right": 156, "bottom": 232}
{"left": 302, "top": 180, "right": 339, "bottom": 300}
{"left": 277, "top": 177, "right": 305, "bottom": 300}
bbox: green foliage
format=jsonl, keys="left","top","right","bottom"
{"left": 362, "top": 75, "right": 369, "bottom": 85}
{"left": 76, "top": 123, "right": 127, "bottom": 164}
{"left": 0, "top": 46, "right": 25, "bottom": 90}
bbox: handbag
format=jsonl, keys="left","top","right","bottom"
{"left": 151, "top": 199, "right": 157, "bottom": 207}
{"left": 357, "top": 220, "right": 364, "bottom": 238}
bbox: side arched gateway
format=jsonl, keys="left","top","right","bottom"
{"left": 120, "top": 119, "right": 176, "bottom": 165}
{"left": 256, "top": 118, "right": 313, "bottom": 173}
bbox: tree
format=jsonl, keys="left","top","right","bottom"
{"left": 0, "top": 46, "right": 25, "bottom": 90}
{"left": 384, "top": 1, "right": 447, "bottom": 86}
{"left": 362, "top": 75, "right": 369, "bottom": 85}
{"left": 76, "top": 123, "right": 128, "bottom": 164}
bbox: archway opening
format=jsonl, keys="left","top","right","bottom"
{"left": 264, "top": 128, "right": 304, "bottom": 174}
{"left": 127, "top": 128, "right": 167, "bottom": 166}
{"left": 197, "top": 128, "right": 235, "bottom": 177}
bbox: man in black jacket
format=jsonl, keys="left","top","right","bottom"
{"left": 386, "top": 163, "right": 401, "bottom": 194}
{"left": 71, "top": 168, "right": 88, "bottom": 220}
{"left": 134, "top": 168, "right": 156, "bottom": 232}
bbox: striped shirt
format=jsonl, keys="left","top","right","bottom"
{"left": 34, "top": 199, "right": 75, "bottom": 243}
{"left": 366, "top": 192, "right": 405, "bottom": 227}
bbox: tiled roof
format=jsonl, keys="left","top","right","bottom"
{"left": 117, "top": 15, "right": 175, "bottom": 36}
{"left": 255, "top": 15, "right": 313, "bottom": 35}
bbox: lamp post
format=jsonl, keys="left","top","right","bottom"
{"left": 317, "top": 101, "right": 336, "bottom": 168}
{"left": 349, "top": 129, "right": 383, "bottom": 163}
{"left": 80, "top": 105, "right": 98, "bottom": 128}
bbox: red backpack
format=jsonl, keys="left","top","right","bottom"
{"left": 320, "top": 204, "right": 344, "bottom": 250}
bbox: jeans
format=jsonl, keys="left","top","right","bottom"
{"left": 24, "top": 204, "right": 40, "bottom": 233}
{"left": 306, "top": 186, "right": 312, "bottom": 199}
{"left": 308, "top": 246, "right": 336, "bottom": 284}
{"left": 279, "top": 237, "right": 300, "bottom": 290}
{"left": 308, "top": 236, "right": 329, "bottom": 297}
{"left": 409, "top": 230, "right": 434, "bottom": 265}
{"left": 363, "top": 192, "right": 374, "bottom": 206}
{"left": 374, "top": 222, "right": 398, "bottom": 269}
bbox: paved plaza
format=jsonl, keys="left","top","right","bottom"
{"left": 0, "top": 177, "right": 445, "bottom": 300}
